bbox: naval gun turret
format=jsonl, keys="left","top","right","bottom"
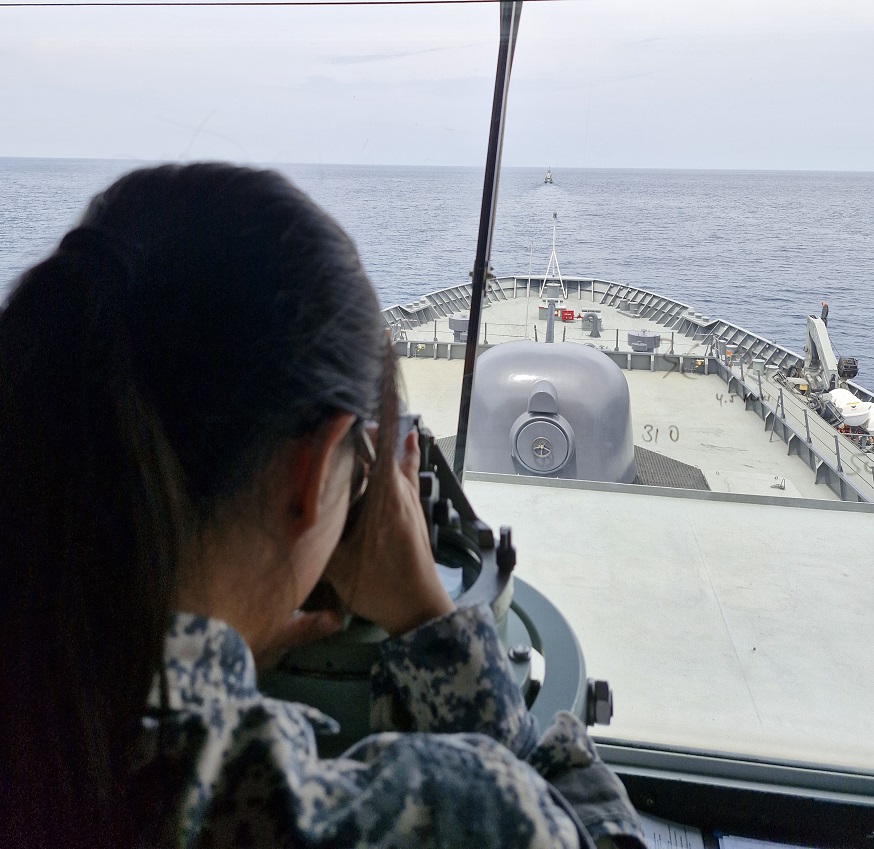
{"left": 465, "top": 340, "right": 636, "bottom": 483}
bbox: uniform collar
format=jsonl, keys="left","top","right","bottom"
{"left": 149, "top": 612, "right": 259, "bottom": 710}
{"left": 147, "top": 612, "right": 341, "bottom": 736}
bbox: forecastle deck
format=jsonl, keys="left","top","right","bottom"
{"left": 388, "top": 276, "right": 874, "bottom": 503}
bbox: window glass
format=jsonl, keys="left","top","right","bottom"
{"left": 464, "top": 0, "right": 874, "bottom": 773}
{"left": 2, "top": 0, "right": 872, "bottom": 776}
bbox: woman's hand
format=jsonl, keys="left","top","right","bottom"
{"left": 323, "top": 429, "right": 454, "bottom": 636}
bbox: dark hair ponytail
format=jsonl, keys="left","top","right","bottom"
{"left": 0, "top": 231, "right": 187, "bottom": 847}
{"left": 0, "top": 163, "right": 392, "bottom": 847}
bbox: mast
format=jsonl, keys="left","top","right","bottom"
{"left": 539, "top": 211, "right": 566, "bottom": 299}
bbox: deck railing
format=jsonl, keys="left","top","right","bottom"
{"left": 716, "top": 354, "right": 874, "bottom": 504}
{"left": 382, "top": 275, "right": 874, "bottom": 404}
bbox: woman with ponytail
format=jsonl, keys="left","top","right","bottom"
{"left": 0, "top": 163, "right": 642, "bottom": 849}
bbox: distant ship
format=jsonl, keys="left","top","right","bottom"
{"left": 544, "top": 167, "right": 553, "bottom": 184}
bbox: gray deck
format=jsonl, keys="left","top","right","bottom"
{"left": 394, "top": 277, "right": 874, "bottom": 504}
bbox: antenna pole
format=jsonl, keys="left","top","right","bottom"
{"left": 453, "top": 0, "right": 523, "bottom": 478}
{"left": 539, "top": 211, "right": 565, "bottom": 299}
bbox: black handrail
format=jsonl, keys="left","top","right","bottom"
{"left": 452, "top": 0, "right": 522, "bottom": 478}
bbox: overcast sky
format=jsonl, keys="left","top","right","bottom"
{"left": 2, "top": 0, "right": 873, "bottom": 169}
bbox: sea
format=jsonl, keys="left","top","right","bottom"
{"left": 2, "top": 158, "right": 873, "bottom": 379}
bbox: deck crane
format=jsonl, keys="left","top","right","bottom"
{"left": 803, "top": 314, "right": 872, "bottom": 428}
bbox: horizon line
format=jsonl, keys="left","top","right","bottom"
{"left": 1, "top": 154, "right": 873, "bottom": 175}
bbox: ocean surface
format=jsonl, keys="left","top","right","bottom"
{"left": 2, "top": 158, "right": 873, "bottom": 379}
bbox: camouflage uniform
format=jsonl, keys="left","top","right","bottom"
{"left": 133, "top": 604, "right": 645, "bottom": 848}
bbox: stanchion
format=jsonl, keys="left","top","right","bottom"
{"left": 834, "top": 434, "right": 843, "bottom": 473}
{"left": 804, "top": 409, "right": 812, "bottom": 443}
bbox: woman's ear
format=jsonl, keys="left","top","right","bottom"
{"left": 273, "top": 412, "right": 356, "bottom": 540}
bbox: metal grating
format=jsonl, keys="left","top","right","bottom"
{"left": 435, "top": 435, "right": 456, "bottom": 462}
{"left": 633, "top": 445, "right": 710, "bottom": 491}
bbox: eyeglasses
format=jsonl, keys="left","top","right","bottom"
{"left": 348, "top": 418, "right": 376, "bottom": 509}
{"left": 342, "top": 419, "right": 376, "bottom": 538}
